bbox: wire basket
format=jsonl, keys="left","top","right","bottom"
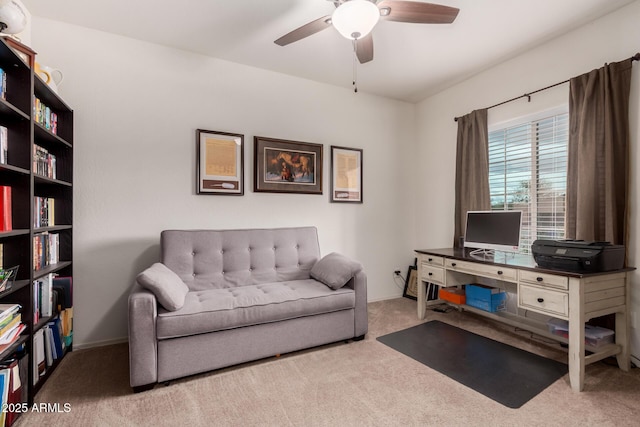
{"left": 0, "top": 265, "right": 19, "bottom": 293}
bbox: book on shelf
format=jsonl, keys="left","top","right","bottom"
{"left": 36, "top": 273, "right": 54, "bottom": 318}
{"left": 32, "top": 329, "right": 45, "bottom": 385}
{"left": 16, "top": 354, "right": 27, "bottom": 408}
{"left": 0, "top": 369, "right": 8, "bottom": 426}
{"left": 48, "top": 318, "right": 65, "bottom": 358}
{"left": 0, "top": 323, "right": 24, "bottom": 345}
{"left": 0, "top": 310, "right": 16, "bottom": 330}
{"left": 34, "top": 197, "right": 55, "bottom": 228}
{"left": 52, "top": 276, "right": 73, "bottom": 347}
{"left": 33, "top": 97, "right": 58, "bottom": 135}
{"left": 0, "top": 304, "right": 19, "bottom": 326}
{"left": 0, "top": 68, "right": 5, "bottom": 100}
{"left": 0, "top": 314, "right": 20, "bottom": 337}
{"left": 32, "top": 232, "right": 59, "bottom": 271}
{"left": 0, "top": 323, "right": 25, "bottom": 357}
{"left": 32, "top": 281, "right": 39, "bottom": 324}
{"left": 32, "top": 144, "right": 57, "bottom": 179}
{"left": 0, "top": 185, "right": 11, "bottom": 232}
{"left": 53, "top": 276, "right": 72, "bottom": 310}
{"left": 0, "top": 357, "right": 24, "bottom": 427}
{"left": 0, "top": 125, "right": 7, "bottom": 164}
{"left": 51, "top": 112, "right": 58, "bottom": 134}
{"left": 43, "top": 326, "right": 53, "bottom": 367}
{"left": 59, "top": 307, "right": 72, "bottom": 347}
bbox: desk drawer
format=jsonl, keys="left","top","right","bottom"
{"left": 518, "top": 283, "right": 569, "bottom": 318}
{"left": 445, "top": 259, "right": 517, "bottom": 282}
{"left": 421, "top": 265, "right": 444, "bottom": 285}
{"left": 519, "top": 270, "right": 568, "bottom": 290}
{"left": 420, "top": 255, "right": 444, "bottom": 267}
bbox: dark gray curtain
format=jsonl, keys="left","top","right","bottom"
{"left": 454, "top": 109, "right": 491, "bottom": 248}
{"left": 566, "top": 59, "right": 633, "bottom": 245}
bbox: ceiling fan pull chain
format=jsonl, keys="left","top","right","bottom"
{"left": 352, "top": 39, "right": 358, "bottom": 93}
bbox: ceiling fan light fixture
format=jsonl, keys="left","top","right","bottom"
{"left": 332, "top": 0, "right": 380, "bottom": 40}
{"left": 0, "top": 0, "right": 27, "bottom": 34}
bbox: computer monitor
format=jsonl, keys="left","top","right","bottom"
{"left": 463, "top": 210, "right": 522, "bottom": 255}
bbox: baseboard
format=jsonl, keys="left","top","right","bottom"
{"left": 368, "top": 294, "right": 404, "bottom": 303}
{"left": 73, "top": 337, "right": 128, "bottom": 350}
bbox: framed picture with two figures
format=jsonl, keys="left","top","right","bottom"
{"left": 253, "top": 136, "right": 323, "bottom": 194}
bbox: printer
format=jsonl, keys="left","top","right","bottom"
{"left": 531, "top": 240, "right": 625, "bottom": 273}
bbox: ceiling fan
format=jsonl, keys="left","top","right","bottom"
{"left": 275, "top": 0, "right": 460, "bottom": 64}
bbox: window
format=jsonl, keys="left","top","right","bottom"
{"left": 488, "top": 110, "right": 568, "bottom": 253}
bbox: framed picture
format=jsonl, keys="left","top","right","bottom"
{"left": 196, "top": 129, "right": 244, "bottom": 195}
{"left": 254, "top": 136, "right": 323, "bottom": 194}
{"left": 2, "top": 37, "right": 35, "bottom": 69}
{"left": 330, "top": 146, "right": 363, "bottom": 203}
{"left": 403, "top": 265, "right": 418, "bottom": 300}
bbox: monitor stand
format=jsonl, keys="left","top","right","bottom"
{"left": 469, "top": 248, "right": 495, "bottom": 257}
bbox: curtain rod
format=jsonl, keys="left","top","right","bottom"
{"left": 453, "top": 52, "right": 640, "bottom": 122}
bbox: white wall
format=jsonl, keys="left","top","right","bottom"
{"left": 415, "top": 0, "right": 640, "bottom": 358}
{"left": 29, "top": 18, "right": 417, "bottom": 347}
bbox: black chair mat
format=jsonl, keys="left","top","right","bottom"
{"left": 377, "top": 320, "right": 567, "bottom": 408}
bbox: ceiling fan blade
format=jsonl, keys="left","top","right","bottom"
{"left": 356, "top": 34, "right": 374, "bottom": 64}
{"left": 274, "top": 15, "right": 332, "bottom": 46}
{"left": 378, "top": 1, "right": 459, "bottom": 24}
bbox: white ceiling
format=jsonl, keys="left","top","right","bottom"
{"left": 22, "top": 0, "right": 635, "bottom": 102}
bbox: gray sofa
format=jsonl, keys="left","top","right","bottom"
{"left": 128, "top": 226, "right": 368, "bottom": 392}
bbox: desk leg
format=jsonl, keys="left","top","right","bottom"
{"left": 568, "top": 277, "right": 585, "bottom": 392}
{"left": 616, "top": 272, "right": 631, "bottom": 371}
{"left": 417, "top": 280, "right": 426, "bottom": 320}
{"left": 615, "top": 311, "right": 631, "bottom": 370}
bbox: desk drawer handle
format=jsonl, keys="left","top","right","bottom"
{"left": 428, "top": 258, "right": 433, "bottom": 262}
{"left": 497, "top": 270, "right": 503, "bottom": 275}
{"left": 537, "top": 298, "right": 544, "bottom": 303}
{"left": 536, "top": 277, "right": 543, "bottom": 282}
{"left": 451, "top": 263, "right": 457, "bottom": 267}
{"left": 428, "top": 272, "right": 433, "bottom": 276}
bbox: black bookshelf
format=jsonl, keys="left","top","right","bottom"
{"left": 0, "top": 37, "right": 73, "bottom": 408}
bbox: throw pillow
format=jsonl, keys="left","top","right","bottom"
{"left": 136, "top": 263, "right": 189, "bottom": 311}
{"left": 311, "top": 252, "right": 363, "bottom": 290}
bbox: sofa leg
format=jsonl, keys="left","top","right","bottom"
{"left": 352, "top": 334, "right": 365, "bottom": 342}
{"left": 132, "top": 383, "right": 156, "bottom": 393}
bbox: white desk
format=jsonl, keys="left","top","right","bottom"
{"left": 415, "top": 248, "right": 633, "bottom": 392}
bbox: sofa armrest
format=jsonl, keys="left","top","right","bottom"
{"left": 128, "top": 283, "right": 158, "bottom": 388}
{"left": 345, "top": 270, "right": 368, "bottom": 338}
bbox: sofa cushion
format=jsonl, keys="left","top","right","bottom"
{"left": 137, "top": 263, "right": 189, "bottom": 311}
{"left": 155, "top": 279, "right": 355, "bottom": 339}
{"left": 161, "top": 227, "right": 321, "bottom": 291}
{"left": 310, "top": 252, "right": 363, "bottom": 290}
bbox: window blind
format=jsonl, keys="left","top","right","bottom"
{"left": 488, "top": 112, "right": 568, "bottom": 252}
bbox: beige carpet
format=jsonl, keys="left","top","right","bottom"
{"left": 15, "top": 298, "right": 640, "bottom": 426}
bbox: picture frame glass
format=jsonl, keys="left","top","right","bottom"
{"left": 331, "top": 146, "right": 363, "bottom": 203}
{"left": 263, "top": 148, "right": 317, "bottom": 185}
{"left": 254, "top": 136, "right": 323, "bottom": 194}
{"left": 197, "top": 130, "right": 244, "bottom": 195}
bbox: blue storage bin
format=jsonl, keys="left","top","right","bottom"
{"left": 465, "top": 284, "right": 506, "bottom": 312}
